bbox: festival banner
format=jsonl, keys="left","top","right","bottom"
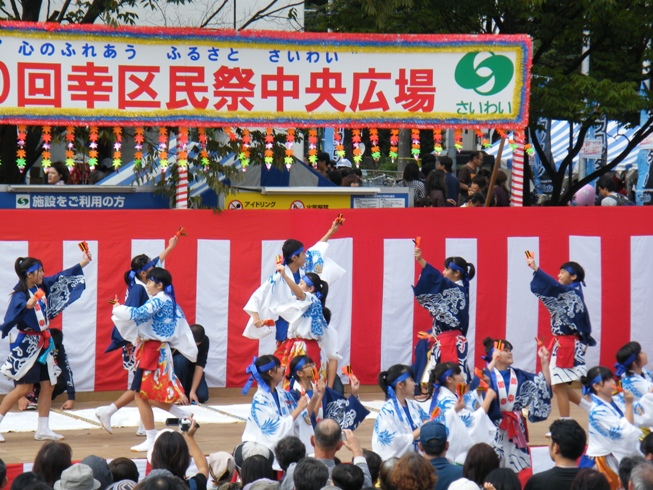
{"left": 0, "top": 22, "right": 531, "bottom": 129}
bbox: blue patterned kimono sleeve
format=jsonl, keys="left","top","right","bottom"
{"left": 42, "top": 264, "right": 86, "bottom": 320}
{"left": 413, "top": 263, "right": 455, "bottom": 297}
{"left": 530, "top": 269, "right": 567, "bottom": 297}
{"left": 0, "top": 292, "right": 30, "bottom": 339}
{"left": 515, "top": 368, "right": 552, "bottom": 423}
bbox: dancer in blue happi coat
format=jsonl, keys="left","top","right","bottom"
{"left": 0, "top": 252, "right": 90, "bottom": 442}
{"left": 527, "top": 254, "right": 595, "bottom": 419}
{"left": 413, "top": 247, "right": 475, "bottom": 385}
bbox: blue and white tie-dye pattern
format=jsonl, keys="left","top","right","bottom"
{"left": 372, "top": 399, "right": 428, "bottom": 460}
{"left": 586, "top": 394, "right": 641, "bottom": 464}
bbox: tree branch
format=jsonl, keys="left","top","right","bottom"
{"left": 8, "top": 0, "right": 20, "bottom": 18}
{"left": 200, "top": 0, "right": 231, "bottom": 28}
{"left": 238, "top": 0, "right": 279, "bottom": 30}
{"left": 56, "top": 0, "right": 73, "bottom": 22}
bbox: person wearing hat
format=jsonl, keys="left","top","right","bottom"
{"left": 81, "top": 455, "right": 113, "bottom": 490}
{"left": 335, "top": 158, "right": 352, "bottom": 170}
{"left": 419, "top": 421, "right": 463, "bottom": 490}
{"left": 208, "top": 451, "right": 237, "bottom": 490}
{"left": 54, "top": 464, "right": 101, "bottom": 490}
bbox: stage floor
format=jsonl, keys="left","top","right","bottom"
{"left": 0, "top": 388, "right": 587, "bottom": 467}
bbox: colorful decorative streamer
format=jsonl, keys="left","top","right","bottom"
{"left": 454, "top": 129, "right": 463, "bottom": 152}
{"left": 224, "top": 127, "right": 237, "bottom": 142}
{"left": 16, "top": 125, "right": 26, "bottom": 173}
{"left": 133, "top": 127, "right": 144, "bottom": 167}
{"left": 198, "top": 128, "right": 209, "bottom": 170}
{"left": 369, "top": 128, "right": 380, "bottom": 161}
{"left": 433, "top": 129, "right": 443, "bottom": 155}
{"left": 308, "top": 129, "right": 318, "bottom": 167}
{"left": 334, "top": 129, "right": 345, "bottom": 158}
{"left": 112, "top": 126, "right": 122, "bottom": 170}
{"left": 88, "top": 126, "right": 98, "bottom": 171}
{"left": 41, "top": 126, "right": 52, "bottom": 170}
{"left": 240, "top": 129, "right": 251, "bottom": 170}
{"left": 352, "top": 129, "right": 362, "bottom": 167}
{"left": 158, "top": 127, "right": 169, "bottom": 173}
{"left": 177, "top": 127, "right": 189, "bottom": 167}
{"left": 411, "top": 128, "right": 420, "bottom": 161}
{"left": 264, "top": 128, "right": 274, "bottom": 169}
{"left": 389, "top": 129, "right": 399, "bottom": 162}
{"left": 65, "top": 126, "right": 75, "bottom": 168}
{"left": 285, "top": 128, "right": 295, "bottom": 169}
{"left": 477, "top": 128, "right": 492, "bottom": 149}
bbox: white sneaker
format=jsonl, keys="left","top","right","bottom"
{"left": 130, "top": 439, "right": 154, "bottom": 452}
{"left": 95, "top": 406, "right": 114, "bottom": 434}
{"left": 136, "top": 423, "right": 146, "bottom": 437}
{"left": 35, "top": 429, "right": 64, "bottom": 441}
{"left": 0, "top": 432, "right": 5, "bottom": 443}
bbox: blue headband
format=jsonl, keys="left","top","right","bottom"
{"left": 287, "top": 357, "right": 308, "bottom": 391}
{"left": 242, "top": 357, "right": 278, "bottom": 394}
{"left": 283, "top": 246, "right": 304, "bottom": 265}
{"left": 429, "top": 368, "right": 455, "bottom": 416}
{"left": 563, "top": 266, "right": 586, "bottom": 287}
{"left": 301, "top": 275, "right": 322, "bottom": 299}
{"left": 447, "top": 261, "right": 470, "bottom": 290}
{"left": 615, "top": 353, "right": 638, "bottom": 377}
{"left": 582, "top": 374, "right": 605, "bottom": 395}
{"left": 25, "top": 263, "right": 42, "bottom": 276}
{"left": 387, "top": 371, "right": 412, "bottom": 423}
{"left": 481, "top": 347, "right": 494, "bottom": 363}
{"left": 128, "top": 257, "right": 159, "bottom": 286}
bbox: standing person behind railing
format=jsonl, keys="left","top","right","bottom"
{"left": 395, "top": 161, "right": 425, "bottom": 206}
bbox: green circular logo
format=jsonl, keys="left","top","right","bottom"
{"left": 454, "top": 52, "right": 514, "bottom": 96}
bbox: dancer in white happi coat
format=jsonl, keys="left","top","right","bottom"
{"left": 426, "top": 362, "right": 497, "bottom": 464}
{"left": 580, "top": 366, "right": 642, "bottom": 490}
{"left": 372, "top": 364, "right": 429, "bottom": 460}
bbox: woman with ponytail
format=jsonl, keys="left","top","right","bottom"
{"left": 482, "top": 336, "right": 552, "bottom": 473}
{"left": 580, "top": 366, "right": 641, "bottom": 490}
{"left": 273, "top": 263, "right": 341, "bottom": 389}
{"left": 426, "top": 362, "right": 497, "bottom": 464}
{"left": 97, "top": 235, "right": 178, "bottom": 436}
{"left": 372, "top": 364, "right": 428, "bottom": 460}
{"left": 527, "top": 255, "right": 596, "bottom": 419}
{"left": 241, "top": 355, "right": 309, "bottom": 468}
{"left": 412, "top": 247, "right": 476, "bottom": 386}
{"left": 111, "top": 267, "right": 197, "bottom": 453}
{"left": 0, "top": 251, "right": 91, "bottom": 442}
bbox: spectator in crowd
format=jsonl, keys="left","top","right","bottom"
{"left": 378, "top": 458, "right": 399, "bottom": 490}
{"left": 361, "top": 450, "right": 382, "bottom": 486}
{"left": 597, "top": 175, "right": 630, "bottom": 205}
{"left": 315, "top": 152, "right": 331, "bottom": 177}
{"left": 417, "top": 170, "right": 448, "bottom": 207}
{"left": 331, "top": 464, "right": 365, "bottom": 490}
{"left": 233, "top": 442, "right": 275, "bottom": 473}
{"left": 395, "top": 161, "right": 426, "bottom": 206}
{"left": 0, "top": 459, "right": 5, "bottom": 489}
{"left": 280, "top": 419, "right": 372, "bottom": 490}
{"left": 149, "top": 418, "right": 209, "bottom": 490}
{"left": 134, "top": 475, "right": 188, "bottom": 490}
{"left": 390, "top": 452, "right": 437, "bottom": 490}
{"left": 293, "top": 459, "right": 329, "bottom": 490}
{"left": 569, "top": 469, "right": 609, "bottom": 490}
{"left": 275, "top": 436, "right": 306, "bottom": 474}
{"left": 207, "top": 452, "right": 238, "bottom": 490}
{"left": 461, "top": 192, "right": 485, "bottom": 208}
{"left": 47, "top": 161, "right": 69, "bottom": 186}
{"left": 336, "top": 158, "right": 353, "bottom": 176}
{"left": 421, "top": 154, "right": 436, "bottom": 181}
{"left": 32, "top": 441, "right": 73, "bottom": 488}
{"left": 618, "top": 457, "right": 647, "bottom": 490}
{"left": 462, "top": 443, "right": 500, "bottom": 488}
{"left": 493, "top": 170, "right": 511, "bottom": 207}
{"left": 173, "top": 324, "right": 210, "bottom": 404}
{"left": 641, "top": 433, "right": 653, "bottom": 461}
{"left": 484, "top": 469, "right": 521, "bottom": 490}
{"left": 240, "top": 455, "right": 275, "bottom": 488}
{"left": 328, "top": 170, "right": 343, "bottom": 186}
{"left": 525, "top": 419, "right": 586, "bottom": 490}
{"left": 81, "top": 455, "right": 114, "bottom": 490}
{"left": 629, "top": 462, "right": 653, "bottom": 490}
{"left": 10, "top": 472, "right": 48, "bottom": 490}
{"left": 467, "top": 175, "right": 488, "bottom": 202}
{"left": 342, "top": 173, "right": 362, "bottom": 187}
{"left": 54, "top": 464, "right": 101, "bottom": 490}
{"left": 437, "top": 156, "right": 460, "bottom": 206}
{"left": 108, "top": 457, "right": 140, "bottom": 487}
{"left": 457, "top": 151, "right": 485, "bottom": 202}
{"left": 418, "top": 421, "right": 463, "bottom": 490}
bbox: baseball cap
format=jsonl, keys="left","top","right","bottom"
{"left": 336, "top": 159, "right": 352, "bottom": 168}
{"left": 420, "top": 421, "right": 448, "bottom": 448}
